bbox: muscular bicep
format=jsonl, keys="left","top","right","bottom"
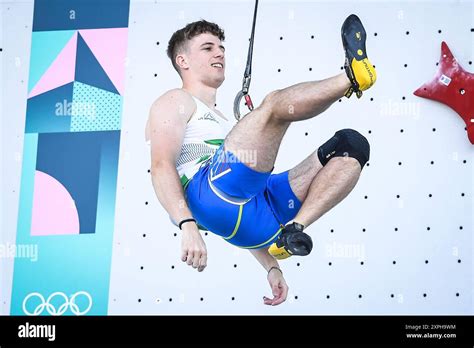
{"left": 148, "top": 90, "right": 195, "bottom": 167}
{"left": 148, "top": 109, "right": 185, "bottom": 166}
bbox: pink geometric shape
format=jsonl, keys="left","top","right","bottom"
{"left": 79, "top": 28, "right": 128, "bottom": 95}
{"left": 31, "top": 170, "right": 80, "bottom": 236}
{"left": 28, "top": 32, "right": 78, "bottom": 99}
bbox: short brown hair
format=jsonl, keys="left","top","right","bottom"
{"left": 167, "top": 20, "right": 225, "bottom": 75}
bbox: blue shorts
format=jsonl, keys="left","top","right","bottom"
{"left": 185, "top": 145, "right": 302, "bottom": 249}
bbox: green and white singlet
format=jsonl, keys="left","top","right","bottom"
{"left": 176, "top": 96, "right": 234, "bottom": 188}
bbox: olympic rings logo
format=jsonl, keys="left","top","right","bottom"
{"left": 22, "top": 291, "right": 93, "bottom": 316}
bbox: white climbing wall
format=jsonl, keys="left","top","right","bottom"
{"left": 2, "top": 0, "right": 473, "bottom": 315}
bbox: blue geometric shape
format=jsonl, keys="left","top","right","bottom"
{"left": 71, "top": 82, "right": 122, "bottom": 132}
{"left": 36, "top": 132, "right": 102, "bottom": 234}
{"left": 75, "top": 33, "right": 118, "bottom": 95}
{"left": 32, "top": 0, "right": 130, "bottom": 31}
{"left": 25, "top": 83, "right": 73, "bottom": 134}
{"left": 28, "top": 31, "right": 76, "bottom": 93}
{"left": 11, "top": 131, "right": 121, "bottom": 315}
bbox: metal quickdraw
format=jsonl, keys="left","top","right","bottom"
{"left": 233, "top": 0, "right": 259, "bottom": 121}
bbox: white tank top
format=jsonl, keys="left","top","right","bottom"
{"left": 176, "top": 96, "right": 234, "bottom": 188}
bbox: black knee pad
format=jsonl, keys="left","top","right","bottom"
{"left": 317, "top": 129, "right": 370, "bottom": 169}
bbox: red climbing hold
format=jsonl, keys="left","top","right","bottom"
{"left": 414, "top": 41, "right": 474, "bottom": 144}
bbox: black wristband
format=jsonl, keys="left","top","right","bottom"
{"left": 267, "top": 266, "right": 283, "bottom": 276}
{"left": 179, "top": 218, "right": 196, "bottom": 230}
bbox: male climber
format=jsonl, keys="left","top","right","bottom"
{"left": 146, "top": 16, "right": 376, "bottom": 306}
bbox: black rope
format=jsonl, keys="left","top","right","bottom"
{"left": 233, "top": 0, "right": 259, "bottom": 121}
{"left": 244, "top": 0, "right": 258, "bottom": 87}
